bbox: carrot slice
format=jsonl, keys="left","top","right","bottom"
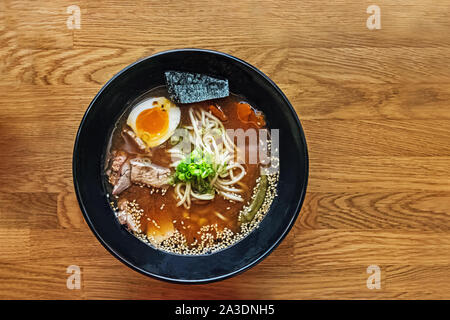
{"left": 237, "top": 103, "right": 252, "bottom": 122}
{"left": 209, "top": 104, "right": 228, "bottom": 121}
{"left": 237, "top": 102, "right": 265, "bottom": 127}
{"left": 253, "top": 111, "right": 266, "bottom": 127}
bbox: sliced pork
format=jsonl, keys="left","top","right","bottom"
{"left": 130, "top": 158, "right": 171, "bottom": 188}
{"left": 115, "top": 200, "right": 139, "bottom": 232}
{"left": 122, "top": 129, "right": 147, "bottom": 153}
{"left": 112, "top": 160, "right": 131, "bottom": 195}
{"left": 107, "top": 150, "right": 128, "bottom": 185}
{"left": 108, "top": 150, "right": 131, "bottom": 195}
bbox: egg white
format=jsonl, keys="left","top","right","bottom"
{"left": 127, "top": 97, "right": 180, "bottom": 147}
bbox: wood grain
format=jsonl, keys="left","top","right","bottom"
{"left": 1, "top": 0, "right": 450, "bottom": 300}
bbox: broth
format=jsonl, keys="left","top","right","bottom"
{"left": 105, "top": 87, "right": 278, "bottom": 254}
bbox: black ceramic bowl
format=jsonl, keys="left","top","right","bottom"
{"left": 73, "top": 49, "right": 308, "bottom": 283}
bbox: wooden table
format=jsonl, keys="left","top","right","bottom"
{"left": 1, "top": 0, "right": 450, "bottom": 299}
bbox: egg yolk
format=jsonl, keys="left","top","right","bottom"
{"left": 136, "top": 107, "right": 169, "bottom": 142}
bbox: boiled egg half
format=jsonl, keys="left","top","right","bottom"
{"left": 127, "top": 97, "right": 181, "bottom": 148}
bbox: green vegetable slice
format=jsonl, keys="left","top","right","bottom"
{"left": 239, "top": 174, "right": 268, "bottom": 223}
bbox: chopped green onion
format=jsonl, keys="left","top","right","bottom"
{"left": 173, "top": 148, "right": 217, "bottom": 194}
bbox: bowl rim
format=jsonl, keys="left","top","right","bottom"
{"left": 73, "top": 48, "right": 309, "bottom": 284}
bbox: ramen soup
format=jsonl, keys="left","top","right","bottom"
{"left": 105, "top": 86, "right": 279, "bottom": 255}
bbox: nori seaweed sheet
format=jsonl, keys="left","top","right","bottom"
{"left": 164, "top": 71, "right": 229, "bottom": 104}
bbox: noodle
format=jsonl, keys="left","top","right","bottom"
{"left": 171, "top": 107, "right": 247, "bottom": 208}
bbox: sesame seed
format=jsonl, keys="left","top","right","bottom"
{"left": 110, "top": 151, "right": 280, "bottom": 256}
